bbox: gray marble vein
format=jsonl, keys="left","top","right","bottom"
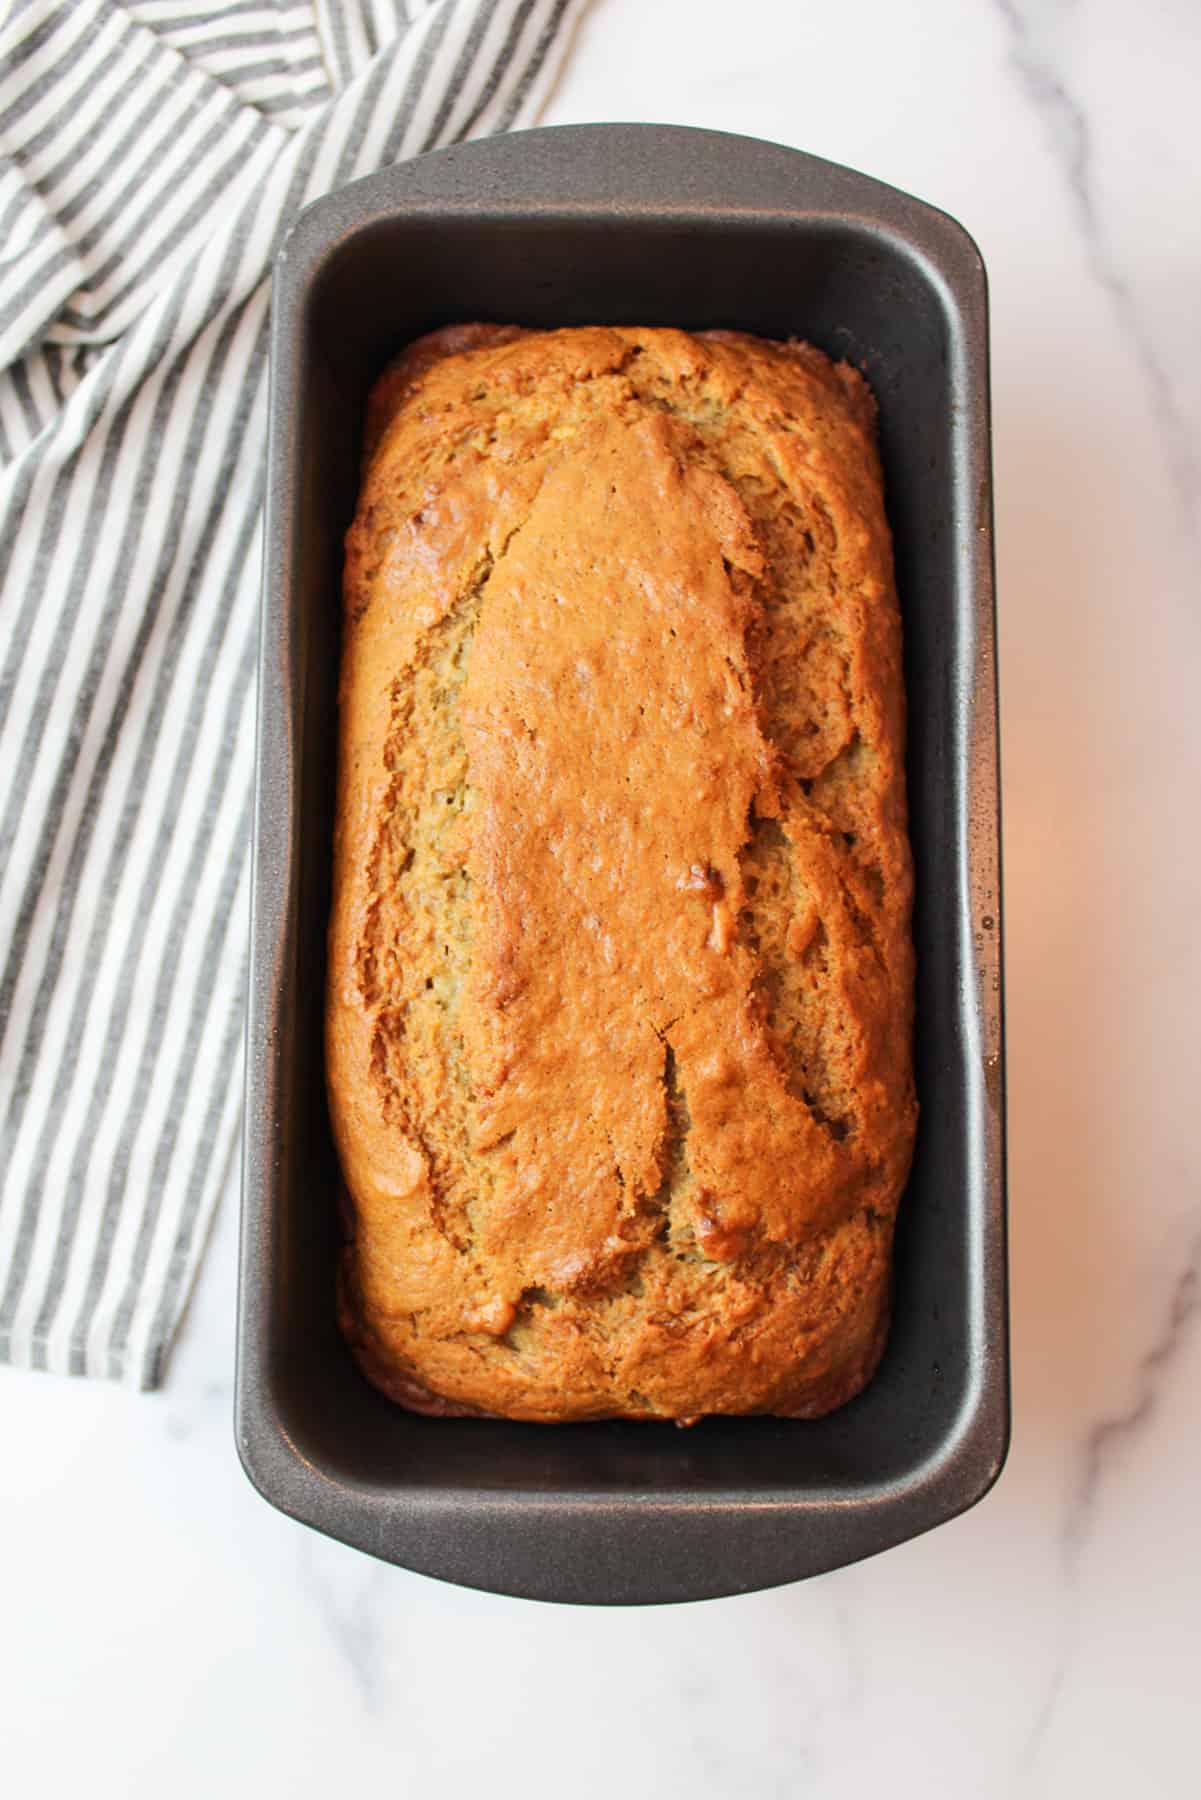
{"left": 1062, "top": 1222, "right": 1201, "bottom": 1563}
{"left": 1021, "top": 1222, "right": 1201, "bottom": 1769}
{"left": 299, "top": 1535, "right": 384, "bottom": 1713}
{"left": 995, "top": 0, "right": 1200, "bottom": 529}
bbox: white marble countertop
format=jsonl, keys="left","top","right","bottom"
{"left": 4, "top": 1, "right": 1200, "bottom": 1792}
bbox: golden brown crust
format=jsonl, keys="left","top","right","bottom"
{"left": 327, "top": 324, "right": 916, "bottom": 1422}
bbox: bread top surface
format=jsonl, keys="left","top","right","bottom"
{"left": 328, "top": 324, "right": 916, "bottom": 1421}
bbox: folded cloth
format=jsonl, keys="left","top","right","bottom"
{"left": 0, "top": 0, "right": 585, "bottom": 1387}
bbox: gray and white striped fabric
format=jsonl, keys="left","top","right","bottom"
{"left": 0, "top": 0, "right": 584, "bottom": 1387}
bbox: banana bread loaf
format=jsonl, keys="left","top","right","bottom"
{"left": 327, "top": 323, "right": 916, "bottom": 1422}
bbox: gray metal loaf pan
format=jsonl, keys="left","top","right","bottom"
{"left": 237, "top": 123, "right": 1008, "bottom": 1605}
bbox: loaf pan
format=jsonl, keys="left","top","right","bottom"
{"left": 238, "top": 123, "right": 1007, "bottom": 1605}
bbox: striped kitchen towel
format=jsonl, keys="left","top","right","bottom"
{"left": 0, "top": 0, "right": 585, "bottom": 1387}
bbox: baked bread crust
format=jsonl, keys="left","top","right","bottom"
{"left": 327, "top": 324, "right": 916, "bottom": 1422}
